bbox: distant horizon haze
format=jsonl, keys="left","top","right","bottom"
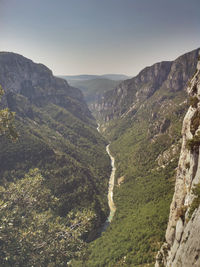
{"left": 0, "top": 0, "right": 200, "bottom": 76}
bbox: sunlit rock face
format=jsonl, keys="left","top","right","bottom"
{"left": 0, "top": 52, "right": 92, "bottom": 122}
{"left": 96, "top": 49, "right": 198, "bottom": 123}
{"left": 156, "top": 50, "right": 200, "bottom": 267}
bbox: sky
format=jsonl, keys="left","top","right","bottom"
{"left": 0, "top": 0, "right": 200, "bottom": 76}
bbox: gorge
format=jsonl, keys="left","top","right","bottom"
{"left": 0, "top": 52, "right": 111, "bottom": 265}
{"left": 156, "top": 50, "right": 200, "bottom": 267}
{"left": 81, "top": 48, "right": 200, "bottom": 266}
{"left": 0, "top": 48, "right": 200, "bottom": 267}
{"left": 97, "top": 123, "right": 116, "bottom": 226}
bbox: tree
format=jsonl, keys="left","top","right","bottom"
{"left": 0, "top": 85, "right": 18, "bottom": 141}
{"left": 0, "top": 169, "right": 95, "bottom": 266}
{"left": 0, "top": 86, "right": 95, "bottom": 265}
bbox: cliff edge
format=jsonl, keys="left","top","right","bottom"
{"left": 156, "top": 50, "right": 200, "bottom": 266}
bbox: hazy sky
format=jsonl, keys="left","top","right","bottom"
{"left": 0, "top": 0, "right": 200, "bottom": 76}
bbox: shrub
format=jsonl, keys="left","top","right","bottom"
{"left": 189, "top": 96, "right": 199, "bottom": 108}
{"left": 191, "top": 110, "right": 200, "bottom": 135}
{"left": 185, "top": 162, "right": 190, "bottom": 169}
{"left": 186, "top": 132, "right": 200, "bottom": 152}
{"left": 177, "top": 205, "right": 187, "bottom": 221}
{"left": 188, "top": 183, "right": 200, "bottom": 219}
{"left": 192, "top": 84, "right": 198, "bottom": 94}
{"left": 0, "top": 169, "right": 95, "bottom": 266}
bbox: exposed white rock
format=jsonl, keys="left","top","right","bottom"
{"left": 167, "top": 207, "right": 200, "bottom": 267}
{"left": 165, "top": 105, "right": 195, "bottom": 245}
{"left": 175, "top": 218, "right": 184, "bottom": 242}
{"left": 156, "top": 50, "right": 200, "bottom": 267}
{"left": 156, "top": 142, "right": 181, "bottom": 167}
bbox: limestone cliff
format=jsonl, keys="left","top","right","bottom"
{"left": 96, "top": 49, "right": 198, "bottom": 123}
{"left": 0, "top": 52, "right": 111, "bottom": 237}
{"left": 0, "top": 52, "right": 92, "bottom": 123}
{"left": 156, "top": 50, "right": 200, "bottom": 266}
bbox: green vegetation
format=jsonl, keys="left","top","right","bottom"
{"left": 0, "top": 85, "right": 18, "bottom": 141}
{"left": 189, "top": 96, "right": 199, "bottom": 108}
{"left": 67, "top": 77, "right": 120, "bottom": 107}
{"left": 186, "top": 132, "right": 200, "bottom": 152}
{"left": 0, "top": 53, "right": 111, "bottom": 263}
{"left": 192, "top": 84, "right": 198, "bottom": 94}
{"left": 0, "top": 94, "right": 111, "bottom": 236}
{"left": 188, "top": 183, "right": 200, "bottom": 219}
{"left": 1, "top": 50, "right": 198, "bottom": 266}
{"left": 190, "top": 110, "right": 200, "bottom": 135}
{"left": 79, "top": 49, "right": 199, "bottom": 264}
{"left": 0, "top": 169, "right": 95, "bottom": 266}
{"left": 185, "top": 162, "right": 190, "bottom": 169}
{"left": 81, "top": 85, "right": 186, "bottom": 266}
{"left": 177, "top": 205, "right": 187, "bottom": 221}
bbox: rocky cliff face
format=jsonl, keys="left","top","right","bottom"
{"left": 96, "top": 49, "right": 198, "bottom": 123}
{"left": 83, "top": 48, "right": 200, "bottom": 266}
{"left": 84, "top": 48, "right": 199, "bottom": 266}
{"left": 0, "top": 52, "right": 111, "bottom": 238}
{"left": 0, "top": 52, "right": 92, "bottom": 123}
{"left": 156, "top": 50, "right": 200, "bottom": 267}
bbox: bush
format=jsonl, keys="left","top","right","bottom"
{"left": 186, "top": 132, "right": 200, "bottom": 152}
{"left": 188, "top": 183, "right": 200, "bottom": 219}
{"left": 0, "top": 169, "right": 95, "bottom": 266}
{"left": 189, "top": 96, "right": 199, "bottom": 108}
{"left": 177, "top": 205, "right": 187, "bottom": 221}
{"left": 191, "top": 110, "right": 200, "bottom": 135}
{"left": 185, "top": 162, "right": 190, "bottom": 169}
{"left": 192, "top": 84, "right": 198, "bottom": 94}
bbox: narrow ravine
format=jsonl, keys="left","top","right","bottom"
{"left": 97, "top": 124, "right": 116, "bottom": 225}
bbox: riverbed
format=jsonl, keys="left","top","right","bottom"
{"left": 97, "top": 124, "right": 116, "bottom": 224}
{"left": 106, "top": 144, "right": 116, "bottom": 222}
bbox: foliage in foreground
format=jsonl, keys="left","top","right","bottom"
{"left": 0, "top": 83, "right": 111, "bottom": 237}
{"left": 0, "top": 169, "right": 95, "bottom": 266}
{"left": 0, "top": 85, "right": 18, "bottom": 141}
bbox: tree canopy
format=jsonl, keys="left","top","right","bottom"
{"left": 0, "top": 169, "right": 95, "bottom": 266}
{"left": 0, "top": 85, "right": 18, "bottom": 141}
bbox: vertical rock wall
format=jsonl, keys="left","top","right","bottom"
{"left": 156, "top": 50, "right": 200, "bottom": 267}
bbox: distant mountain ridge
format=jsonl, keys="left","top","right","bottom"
{"left": 83, "top": 48, "right": 199, "bottom": 266}
{"left": 60, "top": 74, "right": 127, "bottom": 113}
{"left": 96, "top": 49, "right": 199, "bottom": 122}
{"left": 62, "top": 77, "right": 120, "bottom": 109}
{"left": 59, "top": 74, "right": 130, "bottom": 81}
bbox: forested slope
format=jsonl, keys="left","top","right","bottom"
{"left": 82, "top": 49, "right": 199, "bottom": 266}
{"left": 0, "top": 52, "right": 111, "bottom": 238}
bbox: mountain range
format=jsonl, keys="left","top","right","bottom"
{"left": 0, "top": 52, "right": 111, "bottom": 241}
{"left": 59, "top": 74, "right": 130, "bottom": 81}
{"left": 1, "top": 48, "right": 200, "bottom": 266}
{"left": 80, "top": 48, "right": 199, "bottom": 266}
{"left": 60, "top": 74, "right": 130, "bottom": 110}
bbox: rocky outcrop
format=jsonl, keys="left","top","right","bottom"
{"left": 0, "top": 52, "right": 111, "bottom": 238}
{"left": 156, "top": 142, "right": 181, "bottom": 168}
{"left": 96, "top": 49, "right": 198, "bottom": 122}
{"left": 0, "top": 52, "right": 93, "bottom": 123}
{"left": 96, "top": 61, "right": 172, "bottom": 121}
{"left": 156, "top": 50, "right": 200, "bottom": 267}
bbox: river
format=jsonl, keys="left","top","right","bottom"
{"left": 106, "top": 144, "right": 116, "bottom": 222}
{"left": 97, "top": 124, "right": 116, "bottom": 226}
